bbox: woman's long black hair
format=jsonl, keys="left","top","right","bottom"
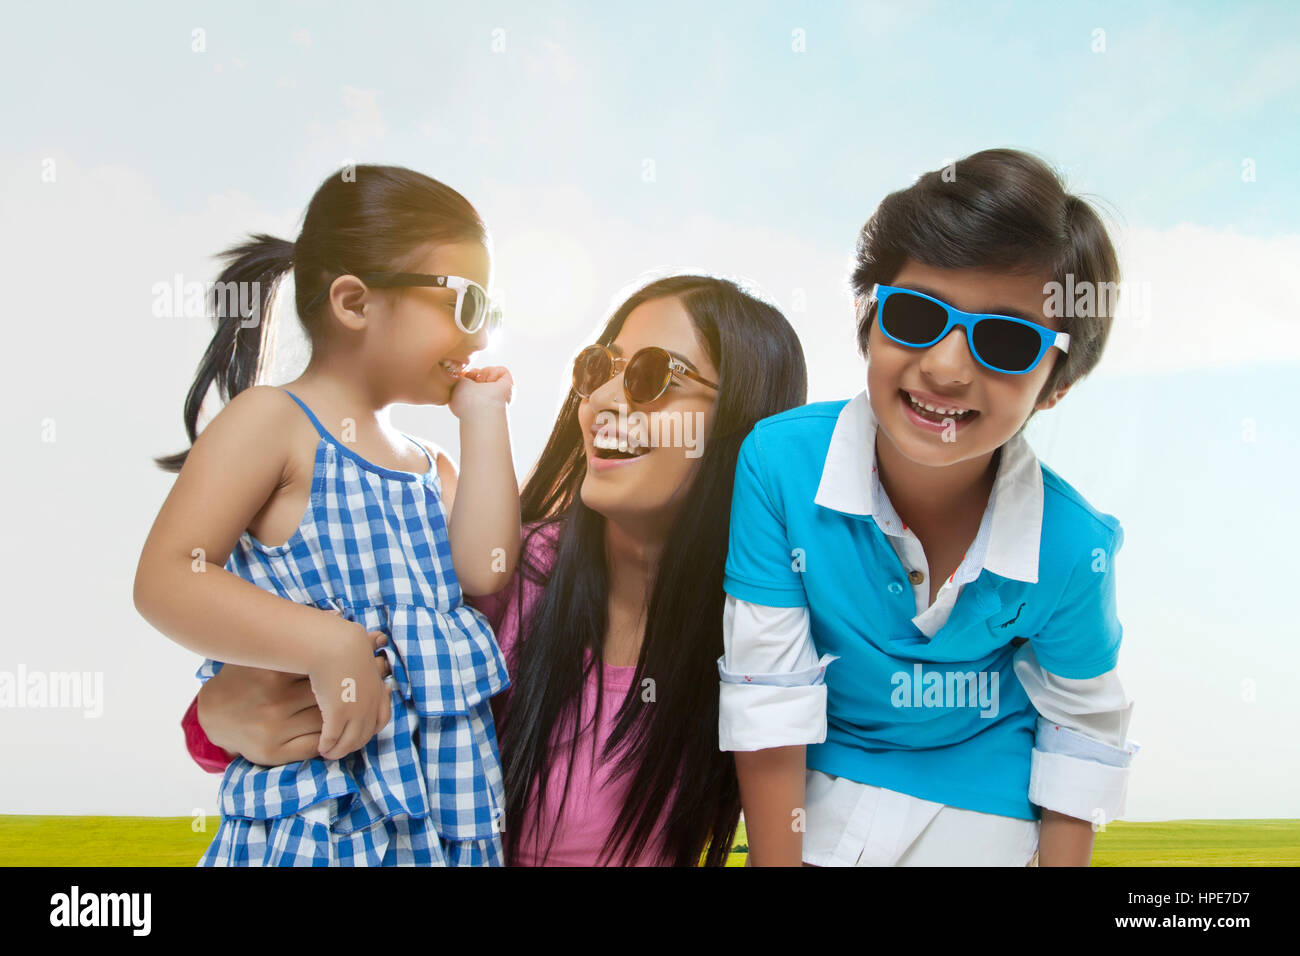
{"left": 155, "top": 164, "right": 486, "bottom": 471}
{"left": 498, "top": 275, "right": 808, "bottom": 866}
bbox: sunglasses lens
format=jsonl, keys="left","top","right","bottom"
{"left": 573, "top": 346, "right": 611, "bottom": 397}
{"left": 624, "top": 349, "right": 671, "bottom": 403}
{"left": 881, "top": 291, "right": 948, "bottom": 345}
{"left": 459, "top": 285, "right": 487, "bottom": 333}
{"left": 972, "top": 319, "right": 1041, "bottom": 373}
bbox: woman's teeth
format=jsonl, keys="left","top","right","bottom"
{"left": 905, "top": 390, "right": 976, "bottom": 421}
{"left": 593, "top": 433, "right": 649, "bottom": 459}
{"left": 439, "top": 360, "right": 466, "bottom": 377}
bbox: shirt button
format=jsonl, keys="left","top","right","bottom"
{"left": 887, "top": 582, "right": 904, "bottom": 595}
{"left": 908, "top": 570, "right": 925, "bottom": 586}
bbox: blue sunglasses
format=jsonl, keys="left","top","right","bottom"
{"left": 870, "top": 284, "right": 1069, "bottom": 375}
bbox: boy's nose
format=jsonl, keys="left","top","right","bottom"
{"left": 919, "top": 328, "right": 977, "bottom": 382}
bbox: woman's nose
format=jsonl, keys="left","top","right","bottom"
{"left": 586, "top": 361, "right": 631, "bottom": 413}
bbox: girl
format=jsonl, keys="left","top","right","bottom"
{"left": 179, "top": 275, "right": 809, "bottom": 865}
{"left": 134, "top": 164, "right": 520, "bottom": 866}
{"left": 720, "top": 149, "right": 1140, "bottom": 867}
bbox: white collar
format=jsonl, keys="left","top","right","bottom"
{"left": 813, "top": 389, "right": 1043, "bottom": 584}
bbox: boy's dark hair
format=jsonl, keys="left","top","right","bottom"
{"left": 155, "top": 164, "right": 487, "bottom": 472}
{"left": 849, "top": 148, "right": 1119, "bottom": 406}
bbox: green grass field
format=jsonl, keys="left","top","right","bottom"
{"left": 2, "top": 816, "right": 1296, "bottom": 866}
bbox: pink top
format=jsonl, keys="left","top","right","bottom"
{"left": 180, "top": 519, "right": 672, "bottom": 866}
{"left": 474, "top": 521, "right": 672, "bottom": 866}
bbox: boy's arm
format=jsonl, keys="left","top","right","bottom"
{"left": 441, "top": 369, "right": 521, "bottom": 596}
{"left": 718, "top": 428, "right": 834, "bottom": 865}
{"left": 719, "top": 597, "right": 836, "bottom": 867}
{"left": 1038, "top": 809, "right": 1097, "bottom": 866}
{"left": 735, "top": 746, "right": 806, "bottom": 866}
{"left": 1016, "top": 655, "right": 1140, "bottom": 866}
{"left": 1013, "top": 523, "right": 1138, "bottom": 865}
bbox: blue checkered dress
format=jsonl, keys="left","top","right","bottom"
{"left": 195, "top": 389, "right": 509, "bottom": 866}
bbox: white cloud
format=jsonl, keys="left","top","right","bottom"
{"left": 1101, "top": 223, "right": 1300, "bottom": 376}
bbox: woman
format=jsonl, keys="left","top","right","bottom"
{"left": 182, "top": 274, "right": 808, "bottom": 866}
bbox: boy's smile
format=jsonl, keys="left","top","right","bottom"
{"left": 865, "top": 259, "right": 1072, "bottom": 476}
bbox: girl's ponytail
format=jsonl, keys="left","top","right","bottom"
{"left": 154, "top": 234, "right": 293, "bottom": 472}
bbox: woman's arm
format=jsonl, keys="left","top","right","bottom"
{"left": 443, "top": 367, "right": 520, "bottom": 596}
{"left": 184, "top": 628, "right": 393, "bottom": 768}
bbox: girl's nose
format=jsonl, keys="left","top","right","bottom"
{"left": 464, "top": 322, "right": 489, "bottom": 353}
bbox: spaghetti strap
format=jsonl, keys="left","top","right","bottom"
{"left": 281, "top": 389, "right": 331, "bottom": 441}
{"left": 282, "top": 389, "right": 434, "bottom": 480}
{"left": 402, "top": 433, "right": 435, "bottom": 473}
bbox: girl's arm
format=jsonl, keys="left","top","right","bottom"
{"left": 443, "top": 366, "right": 521, "bottom": 596}
{"left": 135, "top": 386, "right": 388, "bottom": 759}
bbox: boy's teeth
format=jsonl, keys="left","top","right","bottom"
{"left": 907, "top": 391, "right": 971, "bottom": 417}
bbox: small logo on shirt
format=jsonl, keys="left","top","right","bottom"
{"left": 997, "top": 602, "right": 1026, "bottom": 629}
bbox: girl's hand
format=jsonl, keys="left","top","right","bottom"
{"left": 196, "top": 617, "right": 390, "bottom": 766}
{"left": 448, "top": 365, "right": 514, "bottom": 420}
{"left": 308, "top": 613, "right": 394, "bottom": 762}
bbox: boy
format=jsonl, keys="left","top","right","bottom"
{"left": 719, "top": 149, "right": 1138, "bottom": 866}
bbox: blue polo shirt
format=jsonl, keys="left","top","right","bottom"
{"left": 722, "top": 398, "right": 1125, "bottom": 820}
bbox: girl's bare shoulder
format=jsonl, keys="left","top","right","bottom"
{"left": 184, "top": 385, "right": 323, "bottom": 492}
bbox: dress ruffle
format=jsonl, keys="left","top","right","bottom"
{"left": 201, "top": 597, "right": 507, "bottom": 845}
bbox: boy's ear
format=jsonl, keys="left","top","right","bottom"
{"left": 1035, "top": 380, "right": 1073, "bottom": 411}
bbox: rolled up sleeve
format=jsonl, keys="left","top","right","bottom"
{"left": 718, "top": 596, "right": 838, "bottom": 751}
{"left": 1014, "top": 642, "right": 1140, "bottom": 824}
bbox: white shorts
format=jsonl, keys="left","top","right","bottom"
{"left": 801, "top": 770, "right": 1040, "bottom": 867}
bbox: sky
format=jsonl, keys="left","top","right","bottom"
{"left": 1, "top": 0, "right": 1297, "bottom": 821}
